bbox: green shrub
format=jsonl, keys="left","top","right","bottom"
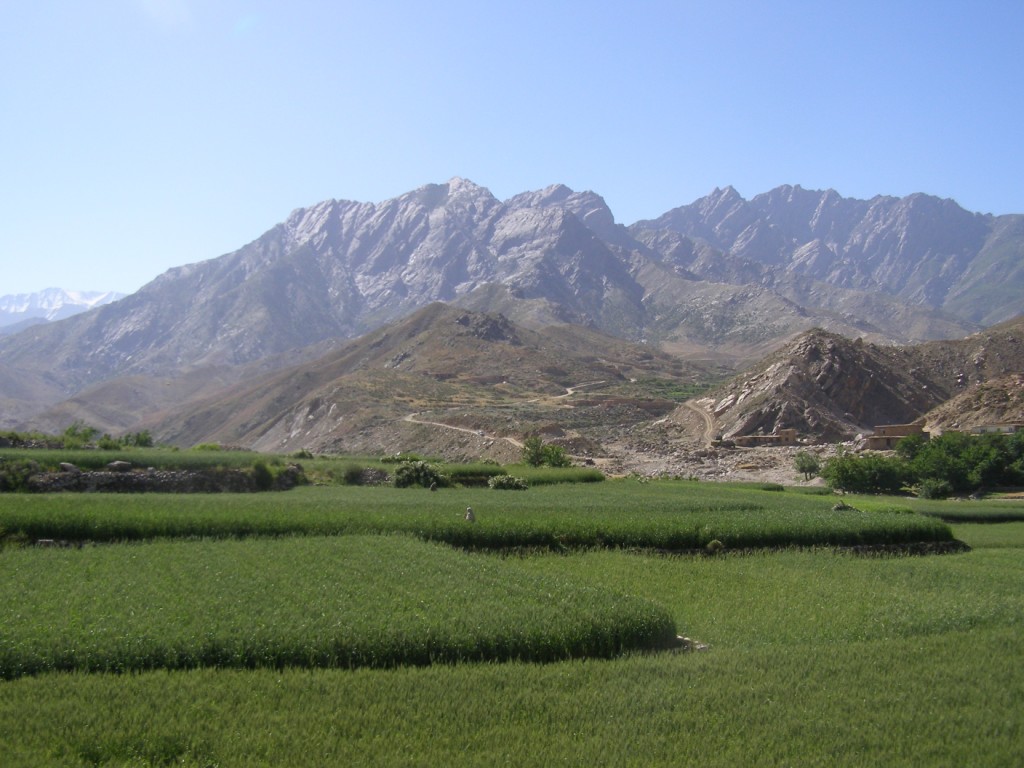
{"left": 917, "top": 478, "right": 953, "bottom": 500}
{"left": 192, "top": 443, "right": 223, "bottom": 452}
{"left": 393, "top": 461, "right": 448, "bottom": 489}
{"left": 381, "top": 453, "right": 424, "bottom": 464}
{"left": 488, "top": 475, "right": 529, "bottom": 490}
{"left": 523, "top": 437, "right": 573, "bottom": 468}
{"left": 97, "top": 434, "right": 121, "bottom": 450}
{"left": 251, "top": 461, "right": 274, "bottom": 491}
{"left": 341, "top": 464, "right": 367, "bottom": 486}
{"left": 0, "top": 459, "right": 40, "bottom": 492}
{"left": 543, "top": 445, "right": 572, "bottom": 468}
{"left": 123, "top": 430, "right": 154, "bottom": 448}
{"left": 759, "top": 483, "right": 785, "bottom": 492}
{"left": 61, "top": 422, "right": 98, "bottom": 449}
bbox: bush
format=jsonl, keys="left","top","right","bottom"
{"left": 341, "top": 464, "right": 367, "bottom": 486}
{"left": 394, "top": 461, "right": 448, "bottom": 489}
{"left": 705, "top": 539, "right": 724, "bottom": 555}
{"left": 759, "top": 483, "right": 785, "bottom": 492}
{"left": 488, "top": 475, "right": 529, "bottom": 490}
{"left": 543, "top": 445, "right": 572, "bottom": 468}
{"left": 917, "top": 478, "right": 954, "bottom": 500}
{"left": 121, "top": 430, "right": 154, "bottom": 448}
{"left": 381, "top": 453, "right": 424, "bottom": 464}
{"left": 0, "top": 459, "right": 40, "bottom": 492}
{"left": 523, "top": 437, "right": 573, "bottom": 468}
{"left": 251, "top": 461, "right": 274, "bottom": 491}
{"left": 61, "top": 422, "right": 98, "bottom": 449}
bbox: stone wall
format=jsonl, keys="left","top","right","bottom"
{"left": 25, "top": 465, "right": 304, "bottom": 493}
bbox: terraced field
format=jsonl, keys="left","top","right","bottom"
{"left": 1, "top": 475, "right": 1021, "bottom": 766}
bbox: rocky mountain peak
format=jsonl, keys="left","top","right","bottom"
{"left": 504, "top": 184, "right": 616, "bottom": 229}
{"left": 0, "top": 179, "right": 1020, "bottom": 437}
{"left": 0, "top": 288, "right": 125, "bottom": 332}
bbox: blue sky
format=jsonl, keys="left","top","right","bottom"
{"left": 3, "top": 0, "right": 1022, "bottom": 296}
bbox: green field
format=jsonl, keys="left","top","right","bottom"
{"left": 0, "top": 535, "right": 676, "bottom": 678}
{"left": 0, "top": 481, "right": 952, "bottom": 550}
{"left": 1, "top": 478, "right": 1021, "bottom": 766}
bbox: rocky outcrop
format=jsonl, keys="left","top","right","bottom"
{"left": 691, "top": 316, "right": 1024, "bottom": 442}
{"left": 693, "top": 329, "right": 945, "bottom": 441}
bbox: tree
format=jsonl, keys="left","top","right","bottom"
{"left": 522, "top": 436, "right": 546, "bottom": 467}
{"left": 794, "top": 451, "right": 820, "bottom": 481}
{"left": 821, "top": 450, "right": 905, "bottom": 494}
{"left": 123, "top": 430, "right": 154, "bottom": 448}
{"left": 894, "top": 433, "right": 926, "bottom": 461}
{"left": 522, "top": 436, "right": 573, "bottom": 468}
{"left": 61, "top": 421, "right": 98, "bottom": 449}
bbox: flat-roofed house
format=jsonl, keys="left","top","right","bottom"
{"left": 865, "top": 423, "right": 928, "bottom": 450}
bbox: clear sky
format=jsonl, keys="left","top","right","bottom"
{"left": 3, "top": 0, "right": 1022, "bottom": 296}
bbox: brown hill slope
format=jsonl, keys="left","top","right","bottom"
{"left": 150, "top": 304, "right": 723, "bottom": 457}
{"left": 924, "top": 374, "right": 1024, "bottom": 432}
{"left": 683, "top": 316, "right": 1024, "bottom": 442}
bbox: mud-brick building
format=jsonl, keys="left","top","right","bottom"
{"left": 970, "top": 423, "right": 1024, "bottom": 435}
{"left": 732, "top": 428, "right": 799, "bottom": 447}
{"left": 865, "top": 423, "right": 928, "bottom": 450}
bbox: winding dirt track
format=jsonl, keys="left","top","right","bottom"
{"left": 681, "top": 401, "right": 716, "bottom": 446}
{"left": 402, "top": 413, "right": 525, "bottom": 449}
{"left": 401, "top": 381, "right": 609, "bottom": 451}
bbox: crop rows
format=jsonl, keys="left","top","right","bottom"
{"left": 0, "top": 535, "right": 677, "bottom": 679}
{"left": 0, "top": 481, "right": 953, "bottom": 550}
{"left": 2, "top": 529, "right": 1022, "bottom": 766}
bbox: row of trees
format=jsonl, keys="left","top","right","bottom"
{"left": 817, "top": 431, "right": 1024, "bottom": 497}
{"left": 2, "top": 423, "right": 154, "bottom": 450}
{"left": 60, "top": 422, "right": 154, "bottom": 450}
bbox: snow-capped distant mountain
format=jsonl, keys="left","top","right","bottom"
{"left": 0, "top": 288, "right": 124, "bottom": 333}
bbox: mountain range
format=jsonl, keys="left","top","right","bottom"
{"left": 0, "top": 289, "right": 124, "bottom": 335}
{"left": 1, "top": 178, "right": 1021, "bottom": 456}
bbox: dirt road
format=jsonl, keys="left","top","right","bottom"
{"left": 403, "top": 413, "right": 525, "bottom": 449}
{"left": 681, "top": 400, "right": 717, "bottom": 446}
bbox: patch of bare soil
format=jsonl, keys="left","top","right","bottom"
{"left": 599, "top": 442, "right": 842, "bottom": 485}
